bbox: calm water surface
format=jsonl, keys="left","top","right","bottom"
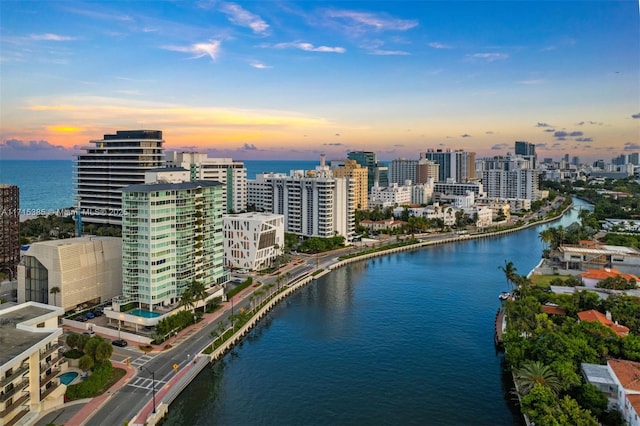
{"left": 164, "top": 200, "right": 590, "bottom": 426}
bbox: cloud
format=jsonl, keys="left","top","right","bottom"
{"left": 323, "top": 9, "right": 418, "bottom": 32}
{"left": 485, "top": 131, "right": 495, "bottom": 134}
{"left": 518, "top": 79, "right": 546, "bottom": 85}
{"left": 536, "top": 122, "right": 552, "bottom": 127}
{"left": 272, "top": 42, "right": 346, "bottom": 53}
{"left": 468, "top": 53, "right": 508, "bottom": 62}
{"left": 250, "top": 61, "right": 272, "bottom": 69}
{"left": 569, "top": 131, "right": 583, "bottom": 137}
{"left": 428, "top": 42, "right": 452, "bottom": 49}
{"left": 29, "top": 33, "right": 77, "bottom": 41}
{"left": 544, "top": 129, "right": 555, "bottom": 133}
{"left": 162, "top": 40, "right": 221, "bottom": 60}
{"left": 0, "top": 139, "right": 73, "bottom": 159}
{"left": 575, "top": 137, "right": 593, "bottom": 142}
{"left": 624, "top": 142, "right": 640, "bottom": 151}
{"left": 368, "top": 49, "right": 410, "bottom": 56}
{"left": 491, "top": 143, "right": 509, "bottom": 150}
{"left": 324, "top": 143, "right": 343, "bottom": 146}
{"left": 242, "top": 143, "right": 258, "bottom": 150}
{"left": 461, "top": 133, "right": 471, "bottom": 138}
{"left": 632, "top": 113, "right": 640, "bottom": 119}
{"left": 219, "top": 2, "right": 269, "bottom": 35}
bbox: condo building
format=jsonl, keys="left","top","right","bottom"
{"left": 389, "top": 158, "right": 417, "bottom": 186}
{"left": 0, "top": 302, "right": 66, "bottom": 426}
{"left": 223, "top": 212, "right": 284, "bottom": 271}
{"left": 332, "top": 159, "right": 368, "bottom": 210}
{"left": 347, "top": 151, "right": 378, "bottom": 190}
{"left": 423, "top": 149, "right": 476, "bottom": 183}
{"left": 115, "top": 170, "right": 226, "bottom": 314}
{"left": 481, "top": 168, "right": 541, "bottom": 201}
{"left": 165, "top": 151, "right": 247, "bottom": 214}
{"left": 74, "top": 130, "right": 165, "bottom": 227}
{"left": 0, "top": 185, "right": 20, "bottom": 280}
{"left": 17, "top": 237, "right": 122, "bottom": 311}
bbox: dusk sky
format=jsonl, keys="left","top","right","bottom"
{"left": 1, "top": 1, "right": 638, "bottom": 162}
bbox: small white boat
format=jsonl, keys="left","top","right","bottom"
{"left": 498, "top": 292, "right": 511, "bottom": 301}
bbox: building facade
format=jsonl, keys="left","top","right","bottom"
{"left": 17, "top": 237, "right": 122, "bottom": 311}
{"left": 369, "top": 183, "right": 413, "bottom": 209}
{"left": 223, "top": 213, "right": 284, "bottom": 271}
{"left": 118, "top": 178, "right": 225, "bottom": 313}
{"left": 424, "top": 149, "right": 476, "bottom": 183}
{"left": 165, "top": 151, "right": 247, "bottom": 214}
{"left": 0, "top": 302, "right": 66, "bottom": 426}
{"left": 74, "top": 130, "right": 165, "bottom": 227}
{"left": 347, "top": 151, "right": 377, "bottom": 190}
{"left": 482, "top": 168, "right": 540, "bottom": 201}
{"left": 389, "top": 158, "right": 418, "bottom": 185}
{"left": 0, "top": 185, "right": 20, "bottom": 281}
{"left": 332, "top": 159, "right": 368, "bottom": 210}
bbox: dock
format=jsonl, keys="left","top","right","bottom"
{"left": 494, "top": 308, "right": 505, "bottom": 347}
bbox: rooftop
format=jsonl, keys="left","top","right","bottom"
{"left": 559, "top": 244, "right": 640, "bottom": 256}
{"left": 0, "top": 302, "right": 63, "bottom": 366}
{"left": 577, "top": 310, "right": 629, "bottom": 337}
{"left": 608, "top": 359, "right": 640, "bottom": 391}
{"left": 581, "top": 363, "right": 615, "bottom": 385}
{"left": 123, "top": 180, "right": 222, "bottom": 192}
{"left": 581, "top": 268, "right": 639, "bottom": 282}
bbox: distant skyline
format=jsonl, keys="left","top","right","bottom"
{"left": 1, "top": 1, "right": 638, "bottom": 162}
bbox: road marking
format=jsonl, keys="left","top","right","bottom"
{"left": 127, "top": 377, "right": 166, "bottom": 390}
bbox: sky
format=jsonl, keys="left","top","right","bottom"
{"left": 0, "top": 1, "right": 638, "bottom": 163}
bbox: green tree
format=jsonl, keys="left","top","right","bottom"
{"left": 49, "top": 286, "right": 61, "bottom": 306}
{"left": 66, "top": 332, "right": 81, "bottom": 350}
{"left": 498, "top": 260, "right": 517, "bottom": 291}
{"left": 179, "top": 286, "right": 196, "bottom": 312}
{"left": 94, "top": 339, "right": 113, "bottom": 362}
{"left": 514, "top": 360, "right": 562, "bottom": 396}
{"left": 189, "top": 280, "right": 208, "bottom": 312}
{"left": 84, "top": 336, "right": 103, "bottom": 361}
{"left": 78, "top": 354, "right": 94, "bottom": 372}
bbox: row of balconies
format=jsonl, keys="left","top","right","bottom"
{"left": 0, "top": 380, "right": 28, "bottom": 403}
{"left": 0, "top": 393, "right": 29, "bottom": 418}
{"left": 0, "top": 365, "right": 28, "bottom": 388}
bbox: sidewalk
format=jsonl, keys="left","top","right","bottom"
{"left": 65, "top": 361, "right": 136, "bottom": 426}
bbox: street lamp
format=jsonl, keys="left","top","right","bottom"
{"left": 140, "top": 366, "right": 156, "bottom": 413}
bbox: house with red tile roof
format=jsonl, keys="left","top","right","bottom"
{"left": 577, "top": 310, "right": 629, "bottom": 337}
{"left": 581, "top": 267, "right": 640, "bottom": 288}
{"left": 541, "top": 304, "right": 566, "bottom": 316}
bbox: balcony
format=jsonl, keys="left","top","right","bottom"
{"left": 0, "top": 394, "right": 30, "bottom": 418}
{"left": 40, "top": 344, "right": 61, "bottom": 359}
{"left": 40, "top": 382, "right": 61, "bottom": 400}
{"left": 0, "top": 365, "right": 29, "bottom": 388}
{"left": 0, "top": 380, "right": 29, "bottom": 402}
{"left": 40, "top": 368, "right": 61, "bottom": 386}
{"left": 40, "top": 355, "right": 62, "bottom": 373}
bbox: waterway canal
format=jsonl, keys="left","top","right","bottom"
{"left": 163, "top": 199, "right": 590, "bottom": 425}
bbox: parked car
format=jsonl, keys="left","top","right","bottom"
{"left": 83, "top": 330, "right": 95, "bottom": 336}
{"left": 85, "top": 312, "right": 95, "bottom": 319}
{"left": 92, "top": 310, "right": 103, "bottom": 317}
{"left": 74, "top": 315, "right": 87, "bottom": 322}
{"left": 112, "top": 339, "right": 128, "bottom": 347}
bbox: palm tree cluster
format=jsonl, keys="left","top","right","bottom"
{"left": 178, "top": 280, "right": 208, "bottom": 312}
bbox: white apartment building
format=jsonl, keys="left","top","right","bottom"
{"left": 223, "top": 213, "right": 284, "bottom": 271}
{"left": 74, "top": 130, "right": 165, "bottom": 226}
{"left": 482, "top": 197, "right": 532, "bottom": 213}
{"left": 389, "top": 158, "right": 417, "bottom": 185}
{"left": 115, "top": 174, "right": 226, "bottom": 317}
{"left": 412, "top": 180, "right": 435, "bottom": 206}
{"left": 434, "top": 181, "right": 485, "bottom": 197}
{"left": 482, "top": 168, "right": 541, "bottom": 201}
{"left": 369, "top": 183, "right": 413, "bottom": 208}
{"left": 17, "top": 237, "right": 122, "bottom": 311}
{"left": 247, "top": 172, "right": 287, "bottom": 212}
{"left": 248, "top": 157, "right": 355, "bottom": 239}
{"left": 1, "top": 302, "right": 66, "bottom": 426}
{"left": 393, "top": 204, "right": 456, "bottom": 227}
{"left": 165, "top": 151, "right": 247, "bottom": 213}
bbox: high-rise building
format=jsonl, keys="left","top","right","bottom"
{"left": 416, "top": 159, "right": 440, "bottom": 184}
{"left": 332, "top": 159, "right": 368, "bottom": 210}
{"left": 118, "top": 171, "right": 225, "bottom": 312}
{"left": 514, "top": 141, "right": 537, "bottom": 168}
{"left": 482, "top": 169, "right": 540, "bottom": 200}
{"left": 165, "top": 152, "right": 247, "bottom": 213}
{"left": 389, "top": 158, "right": 418, "bottom": 185}
{"left": 423, "top": 149, "right": 476, "bottom": 182}
{"left": 347, "top": 151, "right": 377, "bottom": 190}
{"left": 74, "top": 130, "right": 165, "bottom": 227}
{"left": 628, "top": 153, "right": 639, "bottom": 166}
{"left": 0, "top": 184, "right": 19, "bottom": 280}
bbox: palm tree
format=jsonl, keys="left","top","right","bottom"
{"left": 179, "top": 287, "right": 196, "bottom": 312}
{"left": 49, "top": 286, "right": 61, "bottom": 306}
{"left": 66, "top": 332, "right": 80, "bottom": 350}
{"left": 499, "top": 260, "right": 518, "bottom": 291}
{"left": 514, "top": 361, "right": 562, "bottom": 396}
{"left": 189, "top": 280, "right": 207, "bottom": 312}
{"left": 539, "top": 229, "right": 554, "bottom": 250}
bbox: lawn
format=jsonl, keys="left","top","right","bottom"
{"left": 530, "top": 274, "right": 572, "bottom": 286}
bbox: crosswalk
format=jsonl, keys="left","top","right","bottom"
{"left": 130, "top": 353, "right": 155, "bottom": 368}
{"left": 127, "top": 376, "right": 166, "bottom": 391}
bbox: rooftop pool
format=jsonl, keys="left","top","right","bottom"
{"left": 129, "top": 308, "right": 161, "bottom": 318}
{"left": 58, "top": 371, "right": 79, "bottom": 385}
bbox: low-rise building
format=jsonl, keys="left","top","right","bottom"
{"left": 580, "top": 268, "right": 639, "bottom": 288}
{"left": 577, "top": 310, "right": 629, "bottom": 337}
{"left": 17, "top": 237, "right": 122, "bottom": 311}
{"left": 0, "top": 302, "right": 66, "bottom": 426}
{"left": 369, "top": 183, "right": 412, "bottom": 208}
{"left": 223, "top": 212, "right": 284, "bottom": 271}
{"left": 582, "top": 360, "right": 640, "bottom": 425}
{"left": 557, "top": 243, "right": 640, "bottom": 274}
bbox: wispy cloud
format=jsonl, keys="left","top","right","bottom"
{"left": 624, "top": 142, "right": 640, "bottom": 150}
{"left": 162, "top": 40, "right": 222, "bottom": 60}
{"left": 491, "top": 143, "right": 509, "bottom": 150}
{"left": 461, "top": 133, "right": 471, "bottom": 138}
{"left": 220, "top": 2, "right": 269, "bottom": 35}
{"left": 536, "top": 122, "right": 553, "bottom": 127}
{"left": 468, "top": 53, "right": 509, "bottom": 62}
{"left": 324, "top": 9, "right": 418, "bottom": 32}
{"left": 518, "top": 79, "right": 546, "bottom": 85}
{"left": 250, "top": 61, "right": 272, "bottom": 69}
{"left": 271, "top": 42, "right": 346, "bottom": 53}
{"left": 428, "top": 42, "right": 451, "bottom": 49}
{"left": 632, "top": 113, "right": 640, "bottom": 119}
{"left": 242, "top": 143, "right": 258, "bottom": 150}
{"left": 29, "top": 33, "right": 77, "bottom": 41}
{"left": 63, "top": 6, "right": 133, "bottom": 23}
{"left": 368, "top": 49, "right": 410, "bottom": 56}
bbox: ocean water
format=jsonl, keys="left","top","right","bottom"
{"left": 0, "top": 159, "right": 320, "bottom": 212}
{"left": 162, "top": 201, "right": 587, "bottom": 425}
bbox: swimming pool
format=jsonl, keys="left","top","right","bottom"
{"left": 129, "top": 308, "right": 161, "bottom": 318}
{"left": 58, "top": 371, "right": 78, "bottom": 385}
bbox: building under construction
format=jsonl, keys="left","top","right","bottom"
{"left": 0, "top": 184, "right": 20, "bottom": 280}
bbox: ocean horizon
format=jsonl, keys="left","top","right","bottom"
{"left": 0, "top": 159, "right": 328, "bottom": 212}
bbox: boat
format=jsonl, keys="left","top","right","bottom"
{"left": 498, "top": 292, "right": 511, "bottom": 301}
